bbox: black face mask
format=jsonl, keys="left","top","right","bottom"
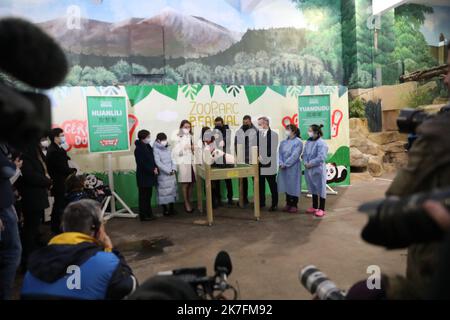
{"left": 242, "top": 124, "right": 250, "bottom": 131}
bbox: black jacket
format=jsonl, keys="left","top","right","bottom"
{"left": 234, "top": 124, "right": 258, "bottom": 164}
{"left": 134, "top": 140, "right": 157, "bottom": 188}
{"left": 46, "top": 142, "right": 76, "bottom": 198}
{"left": 0, "top": 145, "right": 15, "bottom": 209}
{"left": 17, "top": 145, "right": 52, "bottom": 211}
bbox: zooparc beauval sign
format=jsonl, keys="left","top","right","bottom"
{"left": 86, "top": 96, "right": 130, "bottom": 153}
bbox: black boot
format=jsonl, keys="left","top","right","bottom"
{"left": 162, "top": 205, "right": 169, "bottom": 216}
{"left": 169, "top": 203, "right": 176, "bottom": 215}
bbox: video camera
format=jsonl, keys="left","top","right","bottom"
{"left": 157, "top": 251, "right": 238, "bottom": 300}
{"left": 0, "top": 18, "right": 68, "bottom": 147}
{"left": 358, "top": 188, "right": 450, "bottom": 249}
{"left": 397, "top": 105, "right": 450, "bottom": 135}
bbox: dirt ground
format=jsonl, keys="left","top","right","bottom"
{"left": 104, "top": 172, "right": 406, "bottom": 299}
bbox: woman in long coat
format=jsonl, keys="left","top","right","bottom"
{"left": 303, "top": 124, "right": 328, "bottom": 218}
{"left": 277, "top": 124, "right": 303, "bottom": 214}
{"left": 134, "top": 129, "right": 158, "bottom": 221}
{"left": 154, "top": 132, "right": 177, "bottom": 216}
{"left": 172, "top": 120, "right": 195, "bottom": 213}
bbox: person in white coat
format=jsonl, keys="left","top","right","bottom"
{"left": 302, "top": 124, "right": 328, "bottom": 218}
{"left": 172, "top": 120, "right": 195, "bottom": 213}
{"left": 154, "top": 133, "right": 177, "bottom": 216}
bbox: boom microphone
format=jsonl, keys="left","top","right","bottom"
{"left": 0, "top": 18, "right": 68, "bottom": 89}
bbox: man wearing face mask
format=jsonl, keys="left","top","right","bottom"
{"left": 46, "top": 128, "right": 77, "bottom": 233}
{"left": 39, "top": 136, "right": 50, "bottom": 156}
{"left": 134, "top": 130, "right": 158, "bottom": 221}
{"left": 257, "top": 116, "right": 278, "bottom": 211}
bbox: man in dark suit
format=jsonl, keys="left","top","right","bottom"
{"left": 134, "top": 130, "right": 158, "bottom": 221}
{"left": 46, "top": 128, "right": 76, "bottom": 233}
{"left": 257, "top": 116, "right": 279, "bottom": 211}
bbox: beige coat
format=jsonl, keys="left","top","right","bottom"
{"left": 172, "top": 133, "right": 196, "bottom": 183}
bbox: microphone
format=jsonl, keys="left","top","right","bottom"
{"left": 0, "top": 18, "right": 68, "bottom": 89}
{"left": 214, "top": 251, "right": 233, "bottom": 276}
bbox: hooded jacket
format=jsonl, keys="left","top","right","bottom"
{"left": 21, "top": 232, "right": 136, "bottom": 300}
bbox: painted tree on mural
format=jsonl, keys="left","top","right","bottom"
{"left": 292, "top": 0, "right": 344, "bottom": 84}
{"left": 393, "top": 4, "right": 436, "bottom": 74}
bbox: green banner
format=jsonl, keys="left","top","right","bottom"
{"left": 298, "top": 95, "right": 331, "bottom": 140}
{"left": 86, "top": 96, "right": 129, "bottom": 153}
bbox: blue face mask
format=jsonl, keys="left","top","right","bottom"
{"left": 60, "top": 136, "right": 66, "bottom": 144}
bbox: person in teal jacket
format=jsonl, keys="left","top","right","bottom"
{"left": 303, "top": 124, "right": 328, "bottom": 218}
{"left": 277, "top": 124, "right": 303, "bottom": 213}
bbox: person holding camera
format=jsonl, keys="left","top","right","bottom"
{"left": 377, "top": 46, "right": 450, "bottom": 299}
{"left": 0, "top": 144, "right": 22, "bottom": 300}
{"left": 17, "top": 140, "right": 52, "bottom": 269}
{"left": 21, "top": 199, "right": 137, "bottom": 300}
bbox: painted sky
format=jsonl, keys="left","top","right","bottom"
{"left": 421, "top": 6, "right": 450, "bottom": 46}
{"left": 0, "top": 0, "right": 309, "bottom": 31}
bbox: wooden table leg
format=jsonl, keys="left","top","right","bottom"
{"left": 196, "top": 167, "right": 203, "bottom": 213}
{"left": 205, "top": 165, "right": 213, "bottom": 226}
{"left": 239, "top": 178, "right": 244, "bottom": 208}
{"left": 253, "top": 164, "right": 260, "bottom": 221}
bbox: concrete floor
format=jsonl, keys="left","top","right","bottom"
{"left": 107, "top": 172, "right": 406, "bottom": 300}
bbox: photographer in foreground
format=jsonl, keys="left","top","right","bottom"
{"left": 21, "top": 200, "right": 137, "bottom": 300}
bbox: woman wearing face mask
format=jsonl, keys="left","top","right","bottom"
{"left": 172, "top": 120, "right": 196, "bottom": 213}
{"left": 303, "top": 124, "right": 328, "bottom": 217}
{"left": 134, "top": 129, "right": 158, "bottom": 221}
{"left": 277, "top": 124, "right": 303, "bottom": 213}
{"left": 153, "top": 133, "right": 177, "bottom": 216}
{"left": 40, "top": 136, "right": 50, "bottom": 156}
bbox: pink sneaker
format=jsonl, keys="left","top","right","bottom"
{"left": 306, "top": 207, "right": 317, "bottom": 214}
{"left": 314, "top": 210, "right": 326, "bottom": 218}
{"left": 282, "top": 205, "right": 291, "bottom": 212}
{"left": 288, "top": 207, "right": 298, "bottom": 214}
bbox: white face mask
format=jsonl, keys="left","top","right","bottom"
{"left": 40, "top": 140, "right": 50, "bottom": 148}
{"left": 308, "top": 131, "right": 314, "bottom": 138}
{"left": 285, "top": 130, "right": 292, "bottom": 137}
{"left": 182, "top": 128, "right": 190, "bottom": 134}
{"left": 143, "top": 137, "right": 151, "bottom": 144}
{"left": 160, "top": 140, "right": 168, "bottom": 147}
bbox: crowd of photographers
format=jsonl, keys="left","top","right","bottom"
{"left": 1, "top": 17, "right": 450, "bottom": 300}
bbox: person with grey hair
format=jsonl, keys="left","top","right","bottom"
{"left": 257, "top": 116, "right": 279, "bottom": 211}
{"left": 21, "top": 199, "right": 137, "bottom": 300}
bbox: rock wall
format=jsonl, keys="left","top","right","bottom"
{"left": 349, "top": 118, "right": 408, "bottom": 177}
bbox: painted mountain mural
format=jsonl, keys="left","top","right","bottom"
{"left": 38, "top": 8, "right": 243, "bottom": 59}
{"left": 0, "top": 0, "right": 447, "bottom": 88}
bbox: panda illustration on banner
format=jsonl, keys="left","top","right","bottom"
{"left": 326, "top": 163, "right": 348, "bottom": 184}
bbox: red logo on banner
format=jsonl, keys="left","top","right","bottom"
{"left": 281, "top": 114, "right": 298, "bottom": 128}
{"left": 56, "top": 120, "right": 88, "bottom": 152}
{"left": 53, "top": 115, "right": 139, "bottom": 152}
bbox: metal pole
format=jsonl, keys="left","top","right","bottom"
{"left": 107, "top": 152, "right": 116, "bottom": 214}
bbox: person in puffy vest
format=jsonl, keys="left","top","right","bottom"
{"left": 21, "top": 199, "right": 137, "bottom": 300}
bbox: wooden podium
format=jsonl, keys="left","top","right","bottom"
{"left": 195, "top": 146, "right": 260, "bottom": 226}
